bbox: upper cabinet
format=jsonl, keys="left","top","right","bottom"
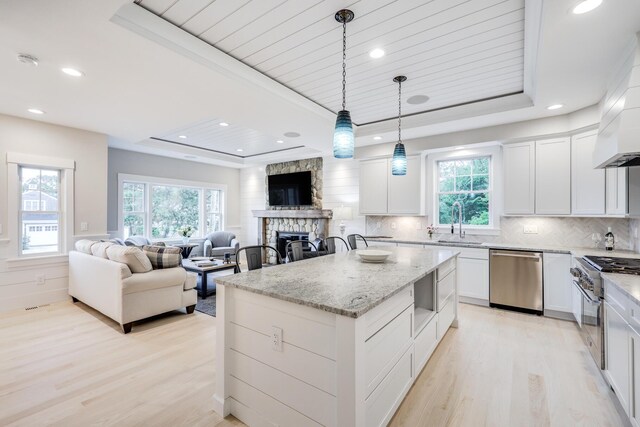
{"left": 535, "top": 138, "right": 571, "bottom": 215}
{"left": 503, "top": 141, "right": 535, "bottom": 215}
{"left": 572, "top": 131, "right": 605, "bottom": 215}
{"left": 606, "top": 167, "right": 628, "bottom": 215}
{"left": 359, "top": 156, "right": 424, "bottom": 216}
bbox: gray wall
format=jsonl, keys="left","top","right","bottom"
{"left": 107, "top": 148, "right": 241, "bottom": 236}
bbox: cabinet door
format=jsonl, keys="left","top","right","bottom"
{"left": 631, "top": 328, "right": 640, "bottom": 427}
{"left": 606, "top": 167, "right": 629, "bottom": 215}
{"left": 572, "top": 131, "right": 605, "bottom": 215}
{"left": 503, "top": 141, "right": 535, "bottom": 214}
{"left": 457, "top": 257, "right": 489, "bottom": 301}
{"left": 543, "top": 253, "right": 572, "bottom": 313}
{"left": 572, "top": 281, "right": 582, "bottom": 326}
{"left": 359, "top": 159, "right": 388, "bottom": 214}
{"left": 388, "top": 156, "right": 422, "bottom": 215}
{"left": 536, "top": 138, "right": 571, "bottom": 214}
{"left": 606, "top": 301, "right": 630, "bottom": 416}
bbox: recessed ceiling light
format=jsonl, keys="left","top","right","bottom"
{"left": 17, "top": 53, "right": 39, "bottom": 67}
{"left": 219, "top": 122, "right": 229, "bottom": 127}
{"left": 407, "top": 95, "right": 430, "bottom": 105}
{"left": 373, "top": 136, "right": 382, "bottom": 140}
{"left": 369, "top": 48, "right": 385, "bottom": 59}
{"left": 178, "top": 135, "right": 187, "bottom": 139}
{"left": 276, "top": 140, "right": 284, "bottom": 144}
{"left": 547, "top": 104, "right": 564, "bottom": 110}
{"left": 27, "top": 108, "right": 45, "bottom": 115}
{"left": 572, "top": 0, "right": 602, "bottom": 14}
{"left": 236, "top": 148, "right": 243, "bottom": 152}
{"left": 284, "top": 132, "right": 300, "bottom": 138}
{"left": 61, "top": 67, "right": 84, "bottom": 77}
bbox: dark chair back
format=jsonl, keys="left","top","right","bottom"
{"left": 235, "top": 245, "right": 281, "bottom": 273}
{"left": 285, "top": 240, "right": 319, "bottom": 263}
{"left": 325, "top": 236, "right": 349, "bottom": 254}
{"left": 346, "top": 234, "right": 368, "bottom": 250}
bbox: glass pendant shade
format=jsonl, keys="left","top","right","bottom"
{"left": 392, "top": 142, "right": 407, "bottom": 175}
{"left": 333, "top": 110, "right": 355, "bottom": 158}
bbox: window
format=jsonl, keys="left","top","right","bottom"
{"left": 436, "top": 157, "right": 491, "bottom": 227}
{"left": 19, "top": 167, "right": 61, "bottom": 255}
{"left": 120, "top": 175, "right": 225, "bottom": 240}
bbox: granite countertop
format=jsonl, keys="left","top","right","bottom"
{"left": 365, "top": 237, "right": 639, "bottom": 257}
{"left": 215, "top": 246, "right": 459, "bottom": 318}
{"left": 602, "top": 273, "right": 640, "bottom": 306}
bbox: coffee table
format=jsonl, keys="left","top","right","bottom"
{"left": 182, "top": 258, "right": 237, "bottom": 299}
{"left": 172, "top": 243, "right": 198, "bottom": 259}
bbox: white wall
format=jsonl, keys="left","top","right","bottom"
{"left": 107, "top": 148, "right": 241, "bottom": 237}
{"left": 0, "top": 114, "right": 108, "bottom": 312}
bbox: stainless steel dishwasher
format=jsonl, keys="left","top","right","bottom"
{"left": 489, "top": 249, "right": 543, "bottom": 314}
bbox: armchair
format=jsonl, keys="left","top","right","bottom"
{"left": 202, "top": 231, "right": 240, "bottom": 258}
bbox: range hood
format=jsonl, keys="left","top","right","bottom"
{"left": 594, "top": 32, "right": 640, "bottom": 168}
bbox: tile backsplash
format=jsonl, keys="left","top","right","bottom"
{"left": 366, "top": 216, "right": 634, "bottom": 251}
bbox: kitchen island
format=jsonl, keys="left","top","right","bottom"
{"left": 213, "top": 246, "right": 459, "bottom": 427}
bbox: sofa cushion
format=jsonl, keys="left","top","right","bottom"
{"left": 75, "top": 239, "right": 97, "bottom": 254}
{"left": 91, "top": 241, "right": 115, "bottom": 259}
{"left": 121, "top": 267, "right": 186, "bottom": 295}
{"left": 143, "top": 245, "right": 182, "bottom": 269}
{"left": 184, "top": 272, "right": 197, "bottom": 290}
{"left": 106, "top": 245, "right": 152, "bottom": 273}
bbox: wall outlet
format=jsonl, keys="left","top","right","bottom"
{"left": 524, "top": 225, "right": 538, "bottom": 234}
{"left": 35, "top": 274, "right": 45, "bottom": 285}
{"left": 80, "top": 222, "right": 88, "bottom": 232}
{"left": 391, "top": 222, "right": 397, "bottom": 230}
{"left": 271, "top": 326, "right": 283, "bottom": 352}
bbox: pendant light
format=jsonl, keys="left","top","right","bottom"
{"left": 392, "top": 75, "right": 407, "bottom": 175}
{"left": 333, "top": 9, "right": 355, "bottom": 159}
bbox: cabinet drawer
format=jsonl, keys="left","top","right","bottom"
{"left": 438, "top": 296, "right": 456, "bottom": 340}
{"left": 365, "top": 343, "right": 414, "bottom": 427}
{"left": 437, "top": 258, "right": 456, "bottom": 281}
{"left": 414, "top": 315, "right": 437, "bottom": 375}
{"left": 365, "top": 286, "right": 413, "bottom": 339}
{"left": 458, "top": 247, "right": 489, "bottom": 260}
{"left": 437, "top": 271, "right": 456, "bottom": 311}
{"left": 365, "top": 306, "right": 413, "bottom": 397}
{"left": 628, "top": 298, "right": 640, "bottom": 334}
{"left": 605, "top": 280, "right": 629, "bottom": 318}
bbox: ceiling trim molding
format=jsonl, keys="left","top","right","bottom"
{"left": 149, "top": 137, "right": 306, "bottom": 158}
{"left": 110, "top": 3, "right": 336, "bottom": 121}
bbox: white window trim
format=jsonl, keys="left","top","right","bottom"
{"left": 428, "top": 145, "right": 502, "bottom": 235}
{"left": 6, "top": 152, "right": 75, "bottom": 259}
{"left": 117, "top": 173, "right": 227, "bottom": 241}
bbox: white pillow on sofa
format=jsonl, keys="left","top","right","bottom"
{"left": 106, "top": 245, "right": 153, "bottom": 273}
{"left": 91, "top": 241, "right": 114, "bottom": 258}
{"left": 75, "top": 239, "right": 97, "bottom": 254}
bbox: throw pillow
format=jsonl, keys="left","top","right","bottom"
{"left": 91, "top": 241, "right": 114, "bottom": 259}
{"left": 106, "top": 245, "right": 153, "bottom": 273}
{"left": 142, "top": 245, "right": 182, "bottom": 269}
{"left": 75, "top": 239, "right": 97, "bottom": 254}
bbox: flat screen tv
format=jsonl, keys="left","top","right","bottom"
{"left": 268, "top": 171, "right": 312, "bottom": 206}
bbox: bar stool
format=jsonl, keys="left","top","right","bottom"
{"left": 235, "top": 245, "right": 282, "bottom": 273}
{"left": 346, "top": 234, "right": 368, "bottom": 250}
{"left": 324, "top": 236, "right": 350, "bottom": 254}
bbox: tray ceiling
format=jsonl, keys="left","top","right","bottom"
{"left": 134, "top": 0, "right": 526, "bottom": 125}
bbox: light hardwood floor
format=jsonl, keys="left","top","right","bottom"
{"left": 0, "top": 302, "right": 626, "bottom": 427}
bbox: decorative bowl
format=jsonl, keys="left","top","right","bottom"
{"left": 357, "top": 249, "right": 392, "bottom": 263}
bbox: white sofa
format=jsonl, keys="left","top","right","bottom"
{"left": 69, "top": 250, "right": 197, "bottom": 333}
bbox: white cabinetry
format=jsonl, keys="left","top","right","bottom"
{"left": 503, "top": 141, "right": 535, "bottom": 214}
{"left": 605, "top": 300, "right": 631, "bottom": 416}
{"left": 571, "top": 131, "right": 605, "bottom": 215}
{"left": 535, "top": 138, "right": 571, "bottom": 215}
{"left": 571, "top": 281, "right": 582, "bottom": 326}
{"left": 543, "top": 253, "right": 572, "bottom": 314}
{"left": 456, "top": 248, "right": 489, "bottom": 303}
{"left": 359, "top": 156, "right": 423, "bottom": 215}
{"left": 631, "top": 327, "right": 640, "bottom": 427}
{"left": 607, "top": 167, "right": 629, "bottom": 215}
{"left": 359, "top": 159, "right": 388, "bottom": 214}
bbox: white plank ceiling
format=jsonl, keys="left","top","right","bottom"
{"left": 134, "top": 0, "right": 525, "bottom": 125}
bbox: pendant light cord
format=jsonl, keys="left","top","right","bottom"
{"left": 342, "top": 19, "right": 347, "bottom": 111}
{"left": 398, "top": 79, "right": 402, "bottom": 144}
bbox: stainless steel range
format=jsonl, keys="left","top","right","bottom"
{"left": 571, "top": 255, "right": 640, "bottom": 370}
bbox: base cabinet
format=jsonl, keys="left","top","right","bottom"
{"left": 605, "top": 301, "right": 631, "bottom": 417}
{"left": 631, "top": 328, "right": 640, "bottom": 427}
{"left": 543, "top": 253, "right": 572, "bottom": 314}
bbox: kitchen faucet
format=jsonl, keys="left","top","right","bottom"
{"left": 451, "top": 201, "right": 465, "bottom": 239}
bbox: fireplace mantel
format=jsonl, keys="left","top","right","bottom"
{"left": 252, "top": 209, "right": 333, "bottom": 219}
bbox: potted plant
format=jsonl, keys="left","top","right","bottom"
{"left": 178, "top": 225, "right": 195, "bottom": 244}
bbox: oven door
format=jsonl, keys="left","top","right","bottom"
{"left": 577, "top": 283, "right": 604, "bottom": 369}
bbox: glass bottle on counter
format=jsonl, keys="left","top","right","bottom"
{"left": 604, "top": 227, "right": 615, "bottom": 251}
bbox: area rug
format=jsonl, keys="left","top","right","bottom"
{"left": 195, "top": 294, "right": 216, "bottom": 317}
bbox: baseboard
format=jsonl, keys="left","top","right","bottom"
{"left": 543, "top": 309, "right": 575, "bottom": 321}
{"left": 459, "top": 296, "right": 490, "bottom": 307}
{"left": 0, "top": 287, "right": 70, "bottom": 313}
